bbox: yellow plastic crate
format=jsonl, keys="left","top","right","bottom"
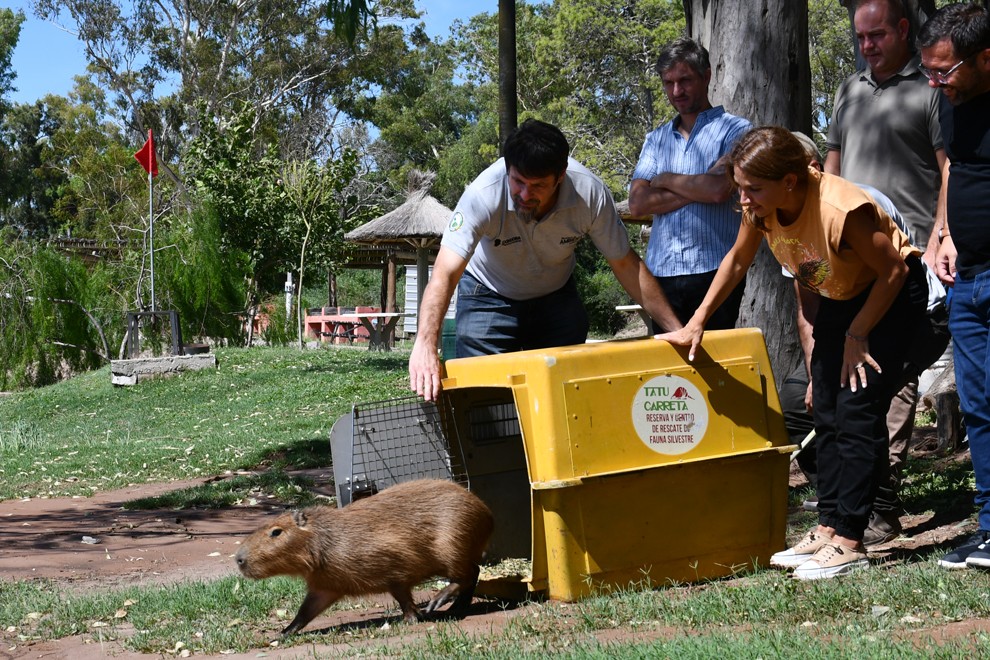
{"left": 441, "top": 328, "right": 795, "bottom": 601}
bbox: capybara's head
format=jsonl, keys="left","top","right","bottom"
{"left": 235, "top": 509, "right": 320, "bottom": 579}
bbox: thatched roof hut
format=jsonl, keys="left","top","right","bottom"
{"left": 344, "top": 171, "right": 453, "bottom": 317}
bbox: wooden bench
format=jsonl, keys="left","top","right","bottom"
{"left": 319, "top": 322, "right": 358, "bottom": 344}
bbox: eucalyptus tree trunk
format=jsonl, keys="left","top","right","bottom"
{"left": 683, "top": 0, "right": 811, "bottom": 382}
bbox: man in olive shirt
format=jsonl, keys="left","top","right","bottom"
{"left": 825, "top": 0, "right": 948, "bottom": 546}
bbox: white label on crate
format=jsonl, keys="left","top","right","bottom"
{"left": 631, "top": 375, "right": 708, "bottom": 455}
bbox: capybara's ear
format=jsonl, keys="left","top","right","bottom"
{"left": 291, "top": 510, "right": 308, "bottom": 528}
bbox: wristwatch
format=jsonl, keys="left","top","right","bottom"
{"left": 938, "top": 226, "right": 951, "bottom": 243}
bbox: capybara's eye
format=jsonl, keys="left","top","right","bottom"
{"left": 270, "top": 528, "right": 283, "bottom": 538}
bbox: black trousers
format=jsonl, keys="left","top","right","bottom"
{"left": 648, "top": 269, "right": 747, "bottom": 333}
{"left": 811, "top": 257, "right": 927, "bottom": 540}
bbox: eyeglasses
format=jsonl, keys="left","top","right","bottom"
{"left": 919, "top": 56, "right": 971, "bottom": 84}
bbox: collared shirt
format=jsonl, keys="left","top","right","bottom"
{"left": 442, "top": 157, "right": 630, "bottom": 301}
{"left": 631, "top": 106, "right": 751, "bottom": 277}
{"left": 825, "top": 54, "right": 942, "bottom": 247}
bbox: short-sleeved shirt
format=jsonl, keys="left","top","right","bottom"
{"left": 631, "top": 106, "right": 751, "bottom": 278}
{"left": 764, "top": 170, "right": 918, "bottom": 301}
{"left": 781, "top": 182, "right": 945, "bottom": 310}
{"left": 939, "top": 90, "right": 990, "bottom": 279}
{"left": 441, "top": 157, "right": 630, "bottom": 301}
{"left": 826, "top": 55, "right": 943, "bottom": 246}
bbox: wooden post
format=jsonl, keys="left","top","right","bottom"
{"left": 386, "top": 250, "right": 397, "bottom": 345}
{"left": 922, "top": 355, "right": 964, "bottom": 454}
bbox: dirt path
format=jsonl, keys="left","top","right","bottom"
{"left": 1, "top": 432, "right": 985, "bottom": 658}
{"left": 0, "top": 470, "right": 529, "bottom": 659}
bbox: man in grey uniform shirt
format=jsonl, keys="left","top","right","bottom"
{"left": 409, "top": 119, "right": 680, "bottom": 402}
{"left": 824, "top": 0, "right": 948, "bottom": 546}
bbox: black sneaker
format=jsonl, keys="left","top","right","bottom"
{"left": 939, "top": 530, "right": 990, "bottom": 569}
{"left": 965, "top": 532, "right": 990, "bottom": 569}
{"left": 863, "top": 511, "right": 902, "bottom": 547}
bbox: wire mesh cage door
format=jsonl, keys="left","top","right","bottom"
{"left": 331, "top": 395, "right": 468, "bottom": 506}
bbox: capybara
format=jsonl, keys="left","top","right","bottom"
{"left": 235, "top": 478, "right": 494, "bottom": 635}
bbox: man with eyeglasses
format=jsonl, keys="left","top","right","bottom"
{"left": 824, "top": 0, "right": 948, "bottom": 548}
{"left": 918, "top": 2, "right": 990, "bottom": 571}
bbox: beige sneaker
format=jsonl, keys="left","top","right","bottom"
{"left": 793, "top": 542, "right": 868, "bottom": 580}
{"left": 770, "top": 529, "right": 834, "bottom": 569}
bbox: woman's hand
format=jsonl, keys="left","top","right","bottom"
{"left": 840, "top": 334, "right": 881, "bottom": 392}
{"left": 655, "top": 318, "right": 705, "bottom": 362}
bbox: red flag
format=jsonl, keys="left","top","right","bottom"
{"left": 134, "top": 129, "right": 158, "bottom": 177}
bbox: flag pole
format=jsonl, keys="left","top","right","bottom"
{"left": 134, "top": 128, "right": 158, "bottom": 311}
{"left": 149, "top": 163, "right": 155, "bottom": 312}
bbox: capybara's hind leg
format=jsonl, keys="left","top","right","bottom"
{"left": 449, "top": 564, "right": 481, "bottom": 616}
{"left": 426, "top": 560, "right": 482, "bottom": 615}
{"left": 281, "top": 589, "right": 338, "bottom": 636}
{"left": 389, "top": 586, "right": 422, "bottom": 624}
{"left": 424, "top": 582, "right": 461, "bottom": 614}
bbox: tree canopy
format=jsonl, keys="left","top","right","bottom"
{"left": 0, "top": 0, "right": 876, "bottom": 383}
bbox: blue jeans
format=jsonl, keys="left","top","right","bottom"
{"left": 948, "top": 271, "right": 990, "bottom": 532}
{"left": 455, "top": 272, "right": 589, "bottom": 357}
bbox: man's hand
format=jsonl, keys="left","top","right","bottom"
{"left": 409, "top": 339, "right": 443, "bottom": 402}
{"left": 650, "top": 172, "right": 672, "bottom": 190}
{"left": 935, "top": 235, "right": 957, "bottom": 286}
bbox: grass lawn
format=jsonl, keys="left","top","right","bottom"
{"left": 0, "top": 345, "right": 410, "bottom": 501}
{"left": 1, "top": 345, "right": 989, "bottom": 657}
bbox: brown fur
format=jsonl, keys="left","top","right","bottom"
{"left": 235, "top": 479, "right": 494, "bottom": 635}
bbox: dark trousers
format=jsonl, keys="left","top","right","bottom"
{"left": 812, "top": 257, "right": 927, "bottom": 540}
{"left": 455, "top": 272, "right": 589, "bottom": 357}
{"left": 649, "top": 270, "right": 746, "bottom": 333}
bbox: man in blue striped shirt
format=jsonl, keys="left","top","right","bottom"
{"left": 628, "top": 37, "right": 752, "bottom": 332}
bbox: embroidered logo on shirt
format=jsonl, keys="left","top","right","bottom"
{"left": 559, "top": 235, "right": 581, "bottom": 245}
{"left": 448, "top": 212, "right": 464, "bottom": 231}
{"left": 496, "top": 236, "right": 522, "bottom": 247}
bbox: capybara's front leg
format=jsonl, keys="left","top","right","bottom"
{"left": 281, "top": 589, "right": 338, "bottom": 636}
{"left": 389, "top": 586, "right": 422, "bottom": 623}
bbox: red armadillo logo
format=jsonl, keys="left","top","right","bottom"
{"left": 671, "top": 386, "right": 694, "bottom": 400}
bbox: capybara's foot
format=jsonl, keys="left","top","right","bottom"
{"left": 424, "top": 582, "right": 461, "bottom": 614}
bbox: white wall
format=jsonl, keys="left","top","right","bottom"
{"left": 404, "top": 266, "right": 457, "bottom": 334}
